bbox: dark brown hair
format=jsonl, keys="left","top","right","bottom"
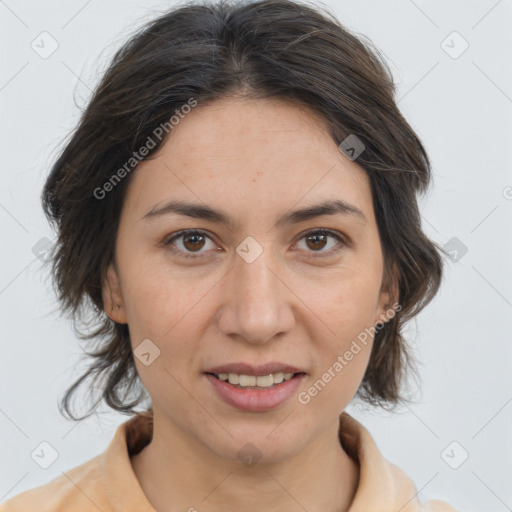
{"left": 42, "top": 0, "right": 446, "bottom": 420}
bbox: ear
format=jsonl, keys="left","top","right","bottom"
{"left": 102, "top": 261, "right": 127, "bottom": 324}
{"left": 374, "top": 262, "right": 399, "bottom": 327}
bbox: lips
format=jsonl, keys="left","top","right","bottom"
{"left": 205, "top": 371, "right": 307, "bottom": 411}
{"left": 204, "top": 362, "right": 305, "bottom": 376}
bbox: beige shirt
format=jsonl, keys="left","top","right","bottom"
{"left": 0, "top": 412, "right": 458, "bottom": 511}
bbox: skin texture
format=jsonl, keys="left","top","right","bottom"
{"left": 102, "top": 96, "right": 395, "bottom": 512}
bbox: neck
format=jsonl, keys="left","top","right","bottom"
{"left": 131, "top": 412, "right": 359, "bottom": 512}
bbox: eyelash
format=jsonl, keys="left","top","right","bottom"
{"left": 162, "top": 229, "right": 350, "bottom": 260}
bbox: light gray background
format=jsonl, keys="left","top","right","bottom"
{"left": 1, "top": 0, "right": 511, "bottom": 510}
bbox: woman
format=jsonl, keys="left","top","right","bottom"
{"left": 1, "top": 0, "right": 458, "bottom": 510}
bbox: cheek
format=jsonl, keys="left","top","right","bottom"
{"left": 297, "top": 266, "right": 380, "bottom": 395}
{"left": 117, "top": 243, "right": 215, "bottom": 340}
{"left": 302, "top": 265, "right": 382, "bottom": 339}
{"left": 307, "top": 351, "right": 371, "bottom": 416}
{"left": 303, "top": 289, "right": 375, "bottom": 413}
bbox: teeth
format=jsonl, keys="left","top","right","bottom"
{"left": 216, "top": 372, "right": 296, "bottom": 388}
{"left": 255, "top": 374, "right": 273, "bottom": 387}
{"left": 272, "top": 372, "right": 284, "bottom": 385}
{"left": 238, "top": 374, "right": 256, "bottom": 386}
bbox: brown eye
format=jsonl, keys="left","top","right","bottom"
{"left": 296, "top": 229, "right": 348, "bottom": 256}
{"left": 163, "top": 228, "right": 349, "bottom": 260}
{"left": 182, "top": 232, "right": 206, "bottom": 252}
{"left": 164, "top": 230, "right": 217, "bottom": 259}
{"left": 305, "top": 233, "right": 328, "bottom": 251}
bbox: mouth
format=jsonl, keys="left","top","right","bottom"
{"left": 205, "top": 371, "right": 306, "bottom": 389}
{"left": 203, "top": 365, "right": 307, "bottom": 411}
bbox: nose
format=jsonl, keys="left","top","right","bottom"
{"left": 216, "top": 247, "right": 296, "bottom": 345}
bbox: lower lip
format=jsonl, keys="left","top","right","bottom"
{"left": 205, "top": 373, "right": 306, "bottom": 412}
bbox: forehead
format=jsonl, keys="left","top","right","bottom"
{"left": 123, "top": 97, "right": 372, "bottom": 223}
{"left": 156, "top": 96, "right": 343, "bottom": 166}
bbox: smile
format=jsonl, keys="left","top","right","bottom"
{"left": 204, "top": 372, "right": 307, "bottom": 411}
{"left": 211, "top": 372, "right": 298, "bottom": 388}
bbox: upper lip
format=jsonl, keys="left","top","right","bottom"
{"left": 205, "top": 362, "right": 306, "bottom": 376}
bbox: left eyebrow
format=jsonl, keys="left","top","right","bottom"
{"left": 141, "top": 199, "right": 367, "bottom": 228}
{"left": 275, "top": 199, "right": 367, "bottom": 228}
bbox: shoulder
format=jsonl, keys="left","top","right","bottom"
{"left": 338, "top": 412, "right": 460, "bottom": 512}
{"left": 421, "top": 499, "right": 460, "bottom": 511}
{"left": 0, "top": 454, "right": 106, "bottom": 512}
{"left": 379, "top": 458, "right": 460, "bottom": 511}
{"left": 388, "top": 463, "right": 460, "bottom": 511}
{"left": 0, "top": 413, "right": 151, "bottom": 512}
{"left": 383, "top": 457, "right": 460, "bottom": 511}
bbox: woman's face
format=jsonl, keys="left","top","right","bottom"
{"left": 104, "top": 96, "right": 393, "bottom": 463}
